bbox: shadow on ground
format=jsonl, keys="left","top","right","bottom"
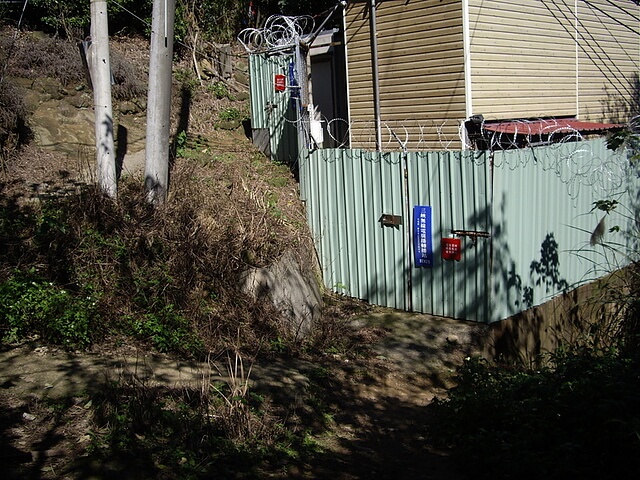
{"left": 0, "top": 310, "right": 484, "bottom": 479}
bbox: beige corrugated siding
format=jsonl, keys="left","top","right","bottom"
{"left": 345, "top": 0, "right": 466, "bottom": 150}
{"left": 577, "top": 0, "right": 639, "bottom": 122}
{"left": 468, "top": 0, "right": 577, "bottom": 119}
{"left": 344, "top": 0, "right": 638, "bottom": 148}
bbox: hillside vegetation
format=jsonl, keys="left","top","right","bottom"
{"left": 0, "top": 26, "right": 323, "bottom": 356}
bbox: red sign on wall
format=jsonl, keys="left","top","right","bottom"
{"left": 441, "top": 237, "right": 462, "bottom": 262}
{"left": 275, "top": 74, "right": 286, "bottom": 92}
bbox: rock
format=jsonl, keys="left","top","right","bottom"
{"left": 217, "top": 119, "right": 241, "bottom": 130}
{"left": 67, "top": 93, "right": 90, "bottom": 109}
{"left": 235, "top": 92, "right": 250, "bottom": 102}
{"left": 234, "top": 70, "right": 249, "bottom": 86}
{"left": 241, "top": 250, "right": 322, "bottom": 339}
{"left": 37, "top": 78, "right": 64, "bottom": 100}
{"left": 118, "top": 101, "right": 141, "bottom": 115}
{"left": 199, "top": 58, "right": 214, "bottom": 79}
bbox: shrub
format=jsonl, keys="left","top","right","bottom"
{"left": 28, "top": 0, "right": 89, "bottom": 38}
{"left": 126, "top": 305, "right": 204, "bottom": 356}
{"left": 111, "top": 51, "right": 146, "bottom": 101}
{"left": 218, "top": 107, "right": 243, "bottom": 121}
{"left": 1, "top": 33, "right": 84, "bottom": 86}
{"left": 429, "top": 351, "right": 640, "bottom": 480}
{"left": 209, "top": 81, "right": 230, "bottom": 99}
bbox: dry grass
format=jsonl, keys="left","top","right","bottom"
{"left": 0, "top": 79, "right": 31, "bottom": 165}
{"left": 0, "top": 30, "right": 85, "bottom": 86}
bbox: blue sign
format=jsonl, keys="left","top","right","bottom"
{"left": 413, "top": 205, "right": 434, "bottom": 267}
{"left": 288, "top": 61, "right": 299, "bottom": 100}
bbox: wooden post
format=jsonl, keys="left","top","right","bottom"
{"left": 90, "top": 0, "right": 116, "bottom": 198}
{"left": 145, "top": 0, "right": 176, "bottom": 204}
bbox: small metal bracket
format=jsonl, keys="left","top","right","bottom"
{"left": 451, "top": 229, "right": 491, "bottom": 246}
{"left": 379, "top": 214, "right": 402, "bottom": 228}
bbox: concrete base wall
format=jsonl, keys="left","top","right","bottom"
{"left": 483, "top": 271, "right": 628, "bottom": 366}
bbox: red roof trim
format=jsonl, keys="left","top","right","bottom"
{"left": 482, "top": 119, "right": 623, "bottom": 135}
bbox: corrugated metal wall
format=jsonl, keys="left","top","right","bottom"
{"left": 249, "top": 53, "right": 300, "bottom": 164}
{"left": 300, "top": 139, "right": 633, "bottom": 323}
{"left": 301, "top": 147, "right": 493, "bottom": 322}
{"left": 490, "top": 138, "right": 632, "bottom": 321}
{"left": 408, "top": 150, "right": 492, "bottom": 321}
{"left": 301, "top": 149, "right": 408, "bottom": 310}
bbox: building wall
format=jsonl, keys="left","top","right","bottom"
{"left": 468, "top": 0, "right": 577, "bottom": 120}
{"left": 468, "top": 0, "right": 639, "bottom": 123}
{"left": 344, "top": 0, "right": 638, "bottom": 146}
{"left": 576, "top": 0, "right": 640, "bottom": 123}
{"left": 344, "top": 0, "right": 467, "bottom": 150}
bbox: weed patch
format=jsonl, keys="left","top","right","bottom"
{"left": 0, "top": 270, "right": 97, "bottom": 349}
{"left": 86, "top": 362, "right": 320, "bottom": 479}
{"left": 0, "top": 79, "right": 31, "bottom": 164}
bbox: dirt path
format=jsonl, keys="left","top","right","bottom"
{"left": 0, "top": 310, "right": 485, "bottom": 479}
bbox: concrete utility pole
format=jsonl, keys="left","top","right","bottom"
{"left": 90, "top": 0, "right": 117, "bottom": 198}
{"left": 145, "top": 0, "right": 176, "bottom": 204}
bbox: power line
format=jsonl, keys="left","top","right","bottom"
{"left": 584, "top": 0, "right": 640, "bottom": 35}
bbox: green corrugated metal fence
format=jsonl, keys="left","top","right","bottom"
{"left": 249, "top": 53, "right": 299, "bottom": 164}
{"left": 299, "top": 139, "right": 635, "bottom": 323}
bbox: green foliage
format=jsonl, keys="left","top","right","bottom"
{"left": 218, "top": 107, "right": 243, "bottom": 122}
{"left": 88, "top": 372, "right": 321, "bottom": 479}
{"left": 592, "top": 199, "right": 619, "bottom": 214}
{"left": 28, "top": 0, "right": 90, "bottom": 38}
{"left": 127, "top": 305, "right": 204, "bottom": 356}
{"left": 175, "top": 67, "right": 200, "bottom": 92}
{"left": 177, "top": 0, "right": 246, "bottom": 43}
{"left": 18, "top": 0, "right": 338, "bottom": 44}
{"left": 208, "top": 81, "right": 231, "bottom": 99}
{"left": 0, "top": 270, "right": 97, "bottom": 349}
{"left": 430, "top": 352, "right": 640, "bottom": 480}
{"left": 258, "top": 0, "right": 339, "bottom": 18}
{"left": 23, "top": 0, "right": 153, "bottom": 38}
{"left": 107, "top": 0, "right": 153, "bottom": 36}
{"left": 607, "top": 127, "right": 640, "bottom": 162}
{"left": 175, "top": 131, "right": 211, "bottom": 161}
{"left": 175, "top": 130, "right": 188, "bottom": 157}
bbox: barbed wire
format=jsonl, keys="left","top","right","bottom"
{"left": 293, "top": 115, "right": 634, "bottom": 199}
{"left": 238, "top": 15, "right": 315, "bottom": 54}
